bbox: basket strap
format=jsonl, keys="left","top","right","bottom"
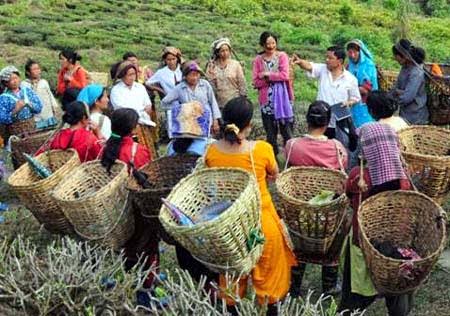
{"left": 333, "top": 139, "right": 346, "bottom": 173}
{"left": 284, "top": 137, "right": 299, "bottom": 171}
{"left": 248, "top": 141, "right": 257, "bottom": 178}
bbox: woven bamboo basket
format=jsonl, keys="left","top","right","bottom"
{"left": 7, "top": 149, "right": 80, "bottom": 234}
{"left": 10, "top": 128, "right": 55, "bottom": 169}
{"left": 127, "top": 154, "right": 198, "bottom": 244}
{"left": 358, "top": 190, "right": 446, "bottom": 295}
{"left": 51, "top": 160, "right": 133, "bottom": 248}
{"left": 398, "top": 126, "right": 450, "bottom": 205}
{"left": 6, "top": 117, "right": 35, "bottom": 136}
{"left": 425, "top": 70, "right": 450, "bottom": 125}
{"left": 159, "top": 167, "right": 262, "bottom": 275}
{"left": 377, "top": 67, "right": 398, "bottom": 92}
{"left": 74, "top": 196, "right": 135, "bottom": 251}
{"left": 276, "top": 167, "right": 349, "bottom": 258}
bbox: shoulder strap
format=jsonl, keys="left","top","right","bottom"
{"left": 98, "top": 114, "right": 105, "bottom": 131}
{"left": 284, "top": 138, "right": 299, "bottom": 171}
{"left": 333, "top": 139, "right": 346, "bottom": 173}
{"left": 248, "top": 141, "right": 257, "bottom": 178}
{"left": 130, "top": 142, "right": 138, "bottom": 166}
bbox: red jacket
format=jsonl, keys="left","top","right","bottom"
{"left": 118, "top": 136, "right": 151, "bottom": 170}
{"left": 36, "top": 128, "right": 102, "bottom": 162}
{"left": 57, "top": 66, "right": 88, "bottom": 95}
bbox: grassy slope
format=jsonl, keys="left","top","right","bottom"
{"left": 0, "top": 0, "right": 450, "bottom": 315}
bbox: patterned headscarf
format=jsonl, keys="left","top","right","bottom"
{"left": 162, "top": 46, "right": 182, "bottom": 61}
{"left": 211, "top": 38, "right": 232, "bottom": 59}
{"left": 0, "top": 66, "right": 20, "bottom": 82}
{"left": 113, "top": 61, "right": 138, "bottom": 82}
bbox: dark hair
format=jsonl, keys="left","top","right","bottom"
{"left": 172, "top": 138, "right": 195, "bottom": 154}
{"left": 122, "top": 52, "right": 138, "bottom": 61}
{"left": 59, "top": 49, "right": 82, "bottom": 65}
{"left": 162, "top": 52, "right": 182, "bottom": 65}
{"left": 221, "top": 96, "right": 253, "bottom": 145}
{"left": 259, "top": 31, "right": 278, "bottom": 47}
{"left": 101, "top": 108, "right": 139, "bottom": 173}
{"left": 392, "top": 39, "right": 411, "bottom": 58}
{"left": 410, "top": 46, "right": 425, "bottom": 64}
{"left": 327, "top": 46, "right": 346, "bottom": 62}
{"left": 346, "top": 43, "right": 360, "bottom": 52}
{"left": 62, "top": 101, "right": 88, "bottom": 125}
{"left": 366, "top": 91, "right": 398, "bottom": 120}
{"left": 306, "top": 101, "right": 331, "bottom": 128}
{"left": 24, "top": 59, "right": 39, "bottom": 78}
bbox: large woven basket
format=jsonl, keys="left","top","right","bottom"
{"left": 7, "top": 149, "right": 80, "bottom": 234}
{"left": 358, "top": 190, "right": 446, "bottom": 295}
{"left": 276, "top": 167, "right": 349, "bottom": 259}
{"left": 159, "top": 167, "right": 262, "bottom": 275}
{"left": 6, "top": 117, "right": 35, "bottom": 136}
{"left": 10, "top": 128, "right": 55, "bottom": 169}
{"left": 425, "top": 70, "right": 450, "bottom": 125}
{"left": 377, "top": 67, "right": 398, "bottom": 92}
{"left": 51, "top": 161, "right": 133, "bottom": 249}
{"left": 398, "top": 125, "right": 450, "bottom": 205}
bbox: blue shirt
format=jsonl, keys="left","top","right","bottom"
{"left": 0, "top": 86, "right": 43, "bottom": 124}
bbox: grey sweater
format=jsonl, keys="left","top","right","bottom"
{"left": 392, "top": 64, "right": 428, "bottom": 125}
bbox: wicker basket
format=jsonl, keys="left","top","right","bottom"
{"left": 426, "top": 73, "right": 450, "bottom": 125}
{"left": 74, "top": 196, "right": 135, "bottom": 251}
{"left": 377, "top": 67, "right": 398, "bottom": 92}
{"left": 276, "top": 167, "right": 349, "bottom": 258}
{"left": 127, "top": 154, "right": 198, "bottom": 244}
{"left": 7, "top": 149, "right": 80, "bottom": 234}
{"left": 358, "top": 190, "right": 447, "bottom": 295}
{"left": 10, "top": 128, "right": 55, "bottom": 169}
{"left": 398, "top": 126, "right": 450, "bottom": 205}
{"left": 51, "top": 160, "right": 132, "bottom": 248}
{"left": 159, "top": 167, "right": 262, "bottom": 275}
{"left": 6, "top": 117, "right": 35, "bottom": 136}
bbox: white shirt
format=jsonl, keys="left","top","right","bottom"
{"left": 308, "top": 63, "right": 361, "bottom": 127}
{"left": 90, "top": 112, "right": 111, "bottom": 139}
{"left": 146, "top": 65, "right": 182, "bottom": 95}
{"left": 110, "top": 80, "right": 155, "bottom": 126}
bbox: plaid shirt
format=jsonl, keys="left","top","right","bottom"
{"left": 360, "top": 122, "right": 406, "bottom": 186}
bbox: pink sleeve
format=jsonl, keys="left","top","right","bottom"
{"left": 252, "top": 56, "right": 268, "bottom": 89}
{"left": 268, "top": 52, "right": 289, "bottom": 82}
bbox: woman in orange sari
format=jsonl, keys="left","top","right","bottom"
{"left": 204, "top": 96, "right": 296, "bottom": 315}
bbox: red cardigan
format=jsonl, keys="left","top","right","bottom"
{"left": 36, "top": 128, "right": 102, "bottom": 162}
{"left": 57, "top": 66, "right": 88, "bottom": 95}
{"left": 117, "top": 136, "right": 151, "bottom": 170}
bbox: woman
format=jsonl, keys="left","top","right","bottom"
{"left": 36, "top": 101, "right": 102, "bottom": 162}
{"left": 110, "top": 61, "right": 157, "bottom": 158}
{"left": 366, "top": 91, "right": 408, "bottom": 132}
{"left": 285, "top": 101, "right": 347, "bottom": 297}
{"left": 57, "top": 49, "right": 88, "bottom": 106}
{"left": 0, "top": 66, "right": 43, "bottom": 136}
{"left": 205, "top": 37, "right": 247, "bottom": 109}
{"left": 252, "top": 31, "right": 294, "bottom": 156}
{"left": 339, "top": 119, "right": 412, "bottom": 315}
{"left": 161, "top": 61, "right": 221, "bottom": 137}
{"left": 122, "top": 51, "right": 153, "bottom": 84}
{"left": 204, "top": 96, "right": 296, "bottom": 315}
{"left": 390, "top": 39, "right": 428, "bottom": 125}
{"left": 24, "top": 59, "right": 61, "bottom": 129}
{"left": 146, "top": 46, "right": 183, "bottom": 98}
{"left": 77, "top": 84, "right": 112, "bottom": 139}
{"left": 346, "top": 40, "right": 378, "bottom": 128}
{"left": 101, "top": 108, "right": 155, "bottom": 289}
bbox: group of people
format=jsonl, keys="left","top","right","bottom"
{"left": 0, "top": 31, "right": 435, "bottom": 316}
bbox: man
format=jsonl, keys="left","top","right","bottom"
{"left": 292, "top": 46, "right": 361, "bottom": 151}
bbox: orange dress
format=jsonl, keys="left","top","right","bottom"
{"left": 205, "top": 140, "right": 297, "bottom": 304}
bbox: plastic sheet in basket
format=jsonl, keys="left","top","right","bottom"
{"left": 358, "top": 190, "right": 446, "bottom": 295}
{"left": 159, "top": 167, "right": 262, "bottom": 275}
{"left": 276, "top": 167, "right": 349, "bottom": 259}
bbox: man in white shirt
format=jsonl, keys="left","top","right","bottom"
{"left": 293, "top": 46, "right": 361, "bottom": 151}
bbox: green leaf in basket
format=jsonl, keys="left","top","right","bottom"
{"left": 308, "top": 190, "right": 336, "bottom": 205}
{"left": 247, "top": 228, "right": 265, "bottom": 251}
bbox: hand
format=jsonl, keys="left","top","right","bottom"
{"left": 258, "top": 71, "right": 269, "bottom": 80}
{"left": 63, "top": 73, "right": 72, "bottom": 81}
{"left": 14, "top": 100, "right": 26, "bottom": 113}
{"left": 212, "top": 119, "right": 220, "bottom": 134}
{"left": 291, "top": 54, "right": 300, "bottom": 64}
{"left": 88, "top": 120, "right": 100, "bottom": 136}
{"left": 357, "top": 177, "right": 368, "bottom": 192}
{"left": 144, "top": 105, "right": 153, "bottom": 116}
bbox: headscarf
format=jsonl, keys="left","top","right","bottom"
{"left": 346, "top": 39, "right": 378, "bottom": 91}
{"left": 161, "top": 46, "right": 183, "bottom": 61}
{"left": 0, "top": 66, "right": 20, "bottom": 83}
{"left": 76, "top": 84, "right": 104, "bottom": 108}
{"left": 182, "top": 61, "right": 205, "bottom": 77}
{"left": 211, "top": 37, "right": 231, "bottom": 58}
{"left": 113, "top": 61, "right": 138, "bottom": 83}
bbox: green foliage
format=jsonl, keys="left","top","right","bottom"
{"left": 338, "top": 1, "right": 355, "bottom": 24}
{"left": 383, "top": 0, "right": 400, "bottom": 10}
{"left": 422, "top": 0, "right": 450, "bottom": 17}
